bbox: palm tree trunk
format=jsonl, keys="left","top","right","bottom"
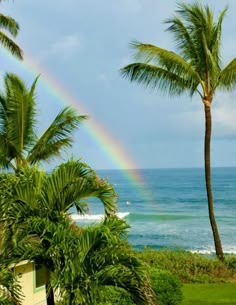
{"left": 204, "top": 104, "right": 224, "bottom": 261}
{"left": 45, "top": 268, "right": 55, "bottom": 305}
{"left": 46, "top": 284, "right": 55, "bottom": 305}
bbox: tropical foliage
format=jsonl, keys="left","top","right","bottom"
{"left": 54, "top": 218, "right": 155, "bottom": 305}
{"left": 0, "top": 263, "right": 22, "bottom": 305}
{"left": 0, "top": 160, "right": 117, "bottom": 261}
{"left": 0, "top": 163, "right": 154, "bottom": 305}
{"left": 138, "top": 249, "right": 235, "bottom": 283}
{"left": 150, "top": 269, "right": 182, "bottom": 305}
{"left": 121, "top": 1, "right": 236, "bottom": 260}
{"left": 0, "top": 73, "right": 87, "bottom": 171}
{"left": 0, "top": 161, "right": 117, "bottom": 305}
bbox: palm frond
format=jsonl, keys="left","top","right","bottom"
{"left": 218, "top": 57, "right": 236, "bottom": 90}
{"left": 0, "top": 135, "right": 16, "bottom": 168}
{"left": 28, "top": 74, "right": 40, "bottom": 99}
{"left": 165, "top": 16, "right": 200, "bottom": 67}
{"left": 0, "top": 13, "right": 20, "bottom": 37}
{"left": 0, "top": 265, "right": 23, "bottom": 305}
{"left": 102, "top": 216, "right": 129, "bottom": 239}
{"left": 41, "top": 160, "right": 93, "bottom": 212}
{"left": 121, "top": 62, "right": 198, "bottom": 96}
{"left": 175, "top": 2, "right": 210, "bottom": 32}
{"left": 27, "top": 107, "right": 87, "bottom": 164}
{"left": 3, "top": 74, "right": 37, "bottom": 164}
{"left": 201, "top": 31, "right": 220, "bottom": 88}
{"left": 0, "top": 31, "right": 22, "bottom": 59}
{"left": 0, "top": 94, "right": 11, "bottom": 167}
{"left": 0, "top": 93, "right": 6, "bottom": 130}
{"left": 131, "top": 41, "right": 200, "bottom": 80}
{"left": 211, "top": 7, "right": 228, "bottom": 67}
{"left": 41, "top": 160, "right": 117, "bottom": 216}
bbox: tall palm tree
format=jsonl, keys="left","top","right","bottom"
{"left": 121, "top": 2, "right": 236, "bottom": 260}
{"left": 0, "top": 0, "right": 23, "bottom": 59}
{"left": 0, "top": 73, "right": 87, "bottom": 171}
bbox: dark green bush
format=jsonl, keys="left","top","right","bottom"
{"left": 151, "top": 269, "right": 182, "bottom": 305}
{"left": 98, "top": 286, "right": 134, "bottom": 305}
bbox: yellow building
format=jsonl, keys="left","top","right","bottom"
{"left": 14, "top": 260, "right": 47, "bottom": 305}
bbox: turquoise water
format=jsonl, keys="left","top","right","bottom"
{"left": 77, "top": 168, "right": 236, "bottom": 254}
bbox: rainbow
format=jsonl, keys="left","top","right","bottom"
{"left": 1, "top": 48, "right": 153, "bottom": 201}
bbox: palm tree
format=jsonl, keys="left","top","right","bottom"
{"left": 1, "top": 161, "right": 117, "bottom": 305}
{"left": 0, "top": 3, "right": 23, "bottom": 60}
{"left": 121, "top": 2, "right": 236, "bottom": 260}
{"left": 51, "top": 217, "right": 155, "bottom": 305}
{"left": 0, "top": 73, "right": 87, "bottom": 171}
{"left": 10, "top": 216, "right": 154, "bottom": 305}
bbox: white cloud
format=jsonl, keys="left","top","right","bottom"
{"left": 171, "top": 99, "right": 236, "bottom": 139}
{"left": 213, "top": 94, "right": 236, "bottom": 138}
{"left": 40, "top": 34, "right": 83, "bottom": 61}
{"left": 172, "top": 92, "right": 236, "bottom": 139}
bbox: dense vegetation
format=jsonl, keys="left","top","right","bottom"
{"left": 0, "top": 161, "right": 155, "bottom": 305}
{"left": 92, "top": 249, "right": 236, "bottom": 305}
{"left": 139, "top": 249, "right": 236, "bottom": 283}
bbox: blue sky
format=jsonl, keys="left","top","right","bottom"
{"left": 1, "top": 0, "right": 236, "bottom": 169}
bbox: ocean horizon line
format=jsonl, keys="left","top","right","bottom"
{"left": 96, "top": 166, "right": 236, "bottom": 171}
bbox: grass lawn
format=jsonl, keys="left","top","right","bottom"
{"left": 181, "top": 283, "right": 236, "bottom": 305}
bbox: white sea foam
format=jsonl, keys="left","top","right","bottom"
{"left": 70, "top": 212, "right": 130, "bottom": 221}
{"left": 190, "top": 247, "right": 236, "bottom": 255}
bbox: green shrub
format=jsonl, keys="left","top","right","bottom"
{"left": 138, "top": 249, "right": 234, "bottom": 283}
{"left": 151, "top": 269, "right": 182, "bottom": 305}
{"left": 225, "top": 255, "right": 236, "bottom": 273}
{"left": 98, "top": 286, "right": 134, "bottom": 305}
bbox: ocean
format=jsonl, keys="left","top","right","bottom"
{"left": 74, "top": 167, "right": 236, "bottom": 254}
